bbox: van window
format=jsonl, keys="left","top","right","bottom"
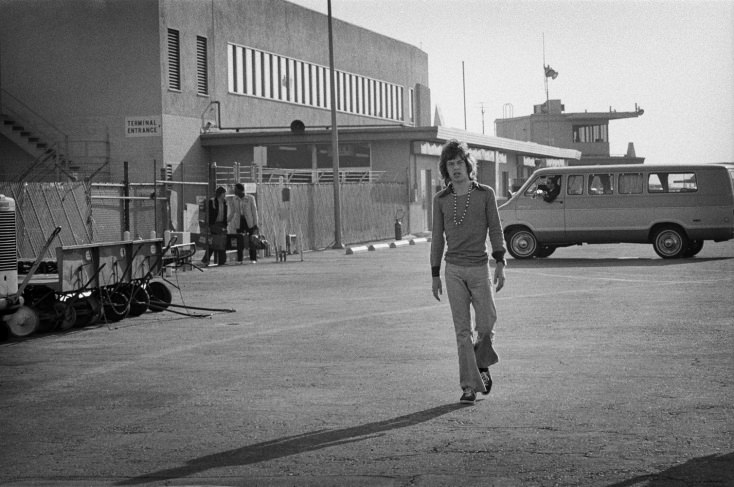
{"left": 567, "top": 175, "right": 583, "bottom": 195}
{"left": 589, "top": 173, "right": 614, "bottom": 195}
{"left": 618, "top": 173, "right": 643, "bottom": 194}
{"left": 524, "top": 175, "right": 561, "bottom": 202}
{"left": 648, "top": 173, "right": 698, "bottom": 193}
{"left": 524, "top": 178, "right": 541, "bottom": 197}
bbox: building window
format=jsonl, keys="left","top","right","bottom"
{"left": 262, "top": 53, "right": 271, "bottom": 98}
{"left": 196, "top": 36, "right": 208, "bottom": 95}
{"left": 287, "top": 59, "right": 295, "bottom": 102}
{"left": 226, "top": 43, "right": 406, "bottom": 121}
{"left": 409, "top": 87, "right": 415, "bottom": 123}
{"left": 573, "top": 124, "right": 608, "bottom": 143}
{"left": 167, "top": 29, "right": 181, "bottom": 91}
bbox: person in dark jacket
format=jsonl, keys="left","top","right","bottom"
{"left": 201, "top": 186, "right": 228, "bottom": 266}
{"left": 537, "top": 175, "right": 561, "bottom": 202}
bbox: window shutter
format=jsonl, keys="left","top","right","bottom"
{"left": 196, "top": 36, "right": 208, "bottom": 95}
{"left": 168, "top": 29, "right": 181, "bottom": 91}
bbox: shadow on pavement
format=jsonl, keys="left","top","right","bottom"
{"left": 117, "top": 402, "right": 467, "bottom": 485}
{"left": 508, "top": 257, "right": 731, "bottom": 269}
{"left": 605, "top": 452, "right": 734, "bottom": 486}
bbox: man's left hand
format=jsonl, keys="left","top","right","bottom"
{"left": 493, "top": 263, "right": 506, "bottom": 292}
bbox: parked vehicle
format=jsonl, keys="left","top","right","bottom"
{"left": 499, "top": 164, "right": 734, "bottom": 259}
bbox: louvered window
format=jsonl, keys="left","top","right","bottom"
{"left": 226, "top": 42, "right": 405, "bottom": 121}
{"left": 168, "top": 29, "right": 181, "bottom": 91}
{"left": 196, "top": 36, "right": 208, "bottom": 95}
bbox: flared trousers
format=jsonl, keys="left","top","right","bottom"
{"left": 444, "top": 262, "right": 499, "bottom": 393}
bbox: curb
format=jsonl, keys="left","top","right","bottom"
{"left": 346, "top": 236, "right": 431, "bottom": 255}
{"left": 368, "top": 243, "right": 391, "bottom": 251}
{"left": 345, "top": 246, "right": 369, "bottom": 255}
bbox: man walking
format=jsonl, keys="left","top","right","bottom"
{"left": 228, "top": 183, "right": 260, "bottom": 264}
{"left": 430, "top": 139, "right": 507, "bottom": 405}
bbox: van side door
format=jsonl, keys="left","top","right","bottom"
{"left": 565, "top": 171, "right": 648, "bottom": 243}
{"left": 514, "top": 174, "right": 565, "bottom": 242}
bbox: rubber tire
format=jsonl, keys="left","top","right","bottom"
{"left": 0, "top": 320, "right": 9, "bottom": 342}
{"left": 683, "top": 240, "right": 704, "bottom": 258}
{"left": 127, "top": 285, "right": 150, "bottom": 317}
{"left": 652, "top": 226, "right": 689, "bottom": 259}
{"left": 506, "top": 228, "right": 538, "bottom": 259}
{"left": 147, "top": 281, "right": 172, "bottom": 313}
{"left": 103, "top": 291, "right": 129, "bottom": 323}
{"left": 73, "top": 296, "right": 102, "bottom": 328}
{"left": 54, "top": 302, "right": 77, "bottom": 331}
{"left": 3, "top": 306, "right": 40, "bottom": 337}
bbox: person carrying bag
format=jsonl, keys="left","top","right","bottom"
{"left": 228, "top": 183, "right": 261, "bottom": 264}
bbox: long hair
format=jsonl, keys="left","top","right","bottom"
{"left": 438, "top": 139, "right": 476, "bottom": 186}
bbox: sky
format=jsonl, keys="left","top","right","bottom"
{"left": 288, "top": 0, "right": 733, "bottom": 165}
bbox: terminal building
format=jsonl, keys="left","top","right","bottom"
{"left": 0, "top": 0, "right": 581, "bottom": 239}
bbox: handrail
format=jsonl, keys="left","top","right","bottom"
{"left": 1, "top": 88, "right": 69, "bottom": 161}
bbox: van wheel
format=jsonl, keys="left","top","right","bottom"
{"left": 536, "top": 245, "right": 556, "bottom": 258}
{"left": 507, "top": 228, "right": 538, "bottom": 259}
{"left": 683, "top": 240, "right": 704, "bottom": 258}
{"left": 652, "top": 226, "right": 689, "bottom": 259}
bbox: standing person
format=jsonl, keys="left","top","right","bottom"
{"left": 430, "top": 139, "right": 507, "bottom": 405}
{"left": 201, "top": 186, "right": 228, "bottom": 266}
{"left": 228, "top": 183, "right": 260, "bottom": 264}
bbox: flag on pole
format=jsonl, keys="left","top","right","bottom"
{"left": 544, "top": 65, "right": 558, "bottom": 79}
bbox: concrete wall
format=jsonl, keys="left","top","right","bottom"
{"left": 0, "top": 0, "right": 163, "bottom": 182}
{"left": 1, "top": 0, "right": 430, "bottom": 185}
{"left": 207, "top": 0, "right": 429, "bottom": 130}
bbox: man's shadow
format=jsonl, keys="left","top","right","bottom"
{"left": 605, "top": 452, "right": 734, "bottom": 486}
{"left": 117, "top": 402, "right": 467, "bottom": 485}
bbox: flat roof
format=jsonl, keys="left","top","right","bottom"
{"left": 200, "top": 125, "right": 582, "bottom": 160}
{"left": 495, "top": 110, "right": 643, "bottom": 124}
{"left": 533, "top": 163, "right": 733, "bottom": 172}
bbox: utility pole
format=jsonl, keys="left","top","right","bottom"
{"left": 462, "top": 61, "right": 467, "bottom": 130}
{"left": 478, "top": 102, "right": 487, "bottom": 134}
{"left": 327, "top": 0, "right": 342, "bottom": 248}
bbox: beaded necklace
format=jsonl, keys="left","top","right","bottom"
{"left": 452, "top": 184, "right": 473, "bottom": 226}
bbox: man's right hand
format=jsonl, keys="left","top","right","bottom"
{"left": 432, "top": 276, "right": 442, "bottom": 301}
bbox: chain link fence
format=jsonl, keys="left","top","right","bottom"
{"left": 257, "top": 182, "right": 407, "bottom": 251}
{"left": 1, "top": 182, "right": 92, "bottom": 259}
{"left": 5, "top": 180, "right": 407, "bottom": 260}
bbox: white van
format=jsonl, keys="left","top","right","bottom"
{"left": 498, "top": 164, "right": 734, "bottom": 259}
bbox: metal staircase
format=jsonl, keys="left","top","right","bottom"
{"left": 1, "top": 89, "right": 110, "bottom": 182}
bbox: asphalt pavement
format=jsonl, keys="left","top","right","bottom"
{"left": 1, "top": 239, "right": 733, "bottom": 486}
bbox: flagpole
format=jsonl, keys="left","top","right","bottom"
{"left": 543, "top": 34, "right": 551, "bottom": 145}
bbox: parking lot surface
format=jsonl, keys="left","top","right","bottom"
{"left": 1, "top": 240, "right": 733, "bottom": 486}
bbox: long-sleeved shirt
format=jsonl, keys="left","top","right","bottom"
{"left": 227, "top": 193, "right": 259, "bottom": 233}
{"left": 430, "top": 181, "right": 506, "bottom": 276}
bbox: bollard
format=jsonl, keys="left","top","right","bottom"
{"left": 163, "top": 230, "right": 172, "bottom": 277}
{"left": 394, "top": 218, "right": 402, "bottom": 241}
